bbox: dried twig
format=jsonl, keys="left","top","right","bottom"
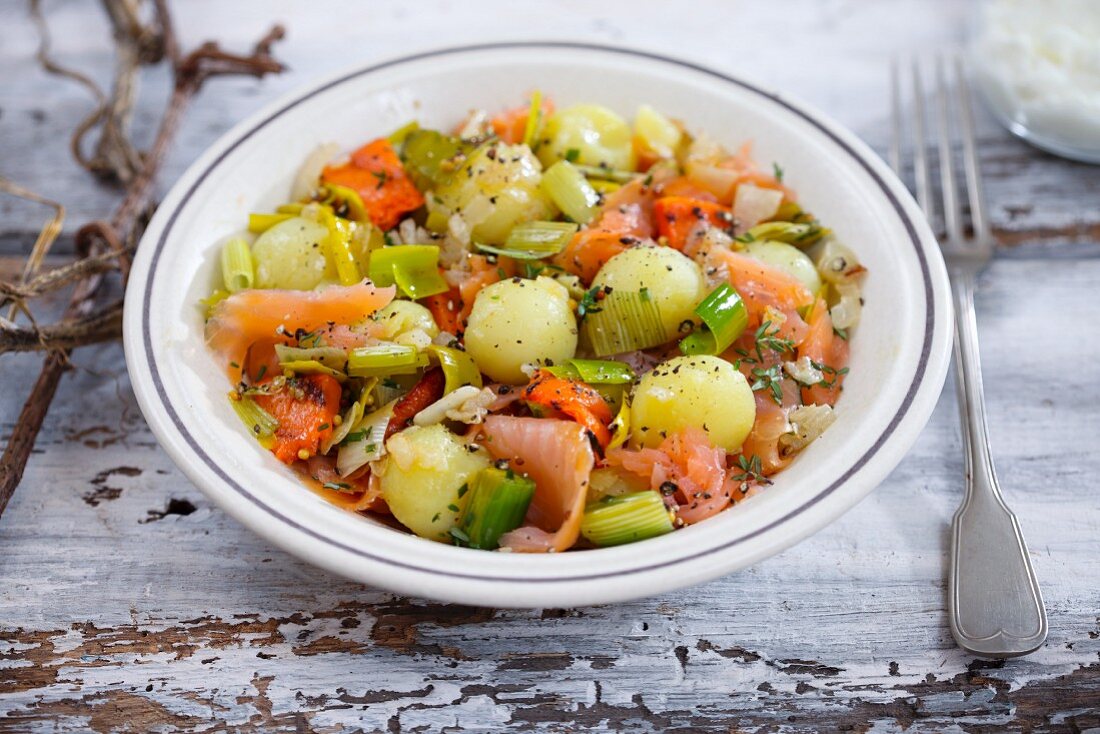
{"left": 1, "top": 300, "right": 124, "bottom": 354}
{"left": 0, "top": 0, "right": 286, "bottom": 515}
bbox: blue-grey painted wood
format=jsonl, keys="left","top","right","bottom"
{"left": 1, "top": 1, "right": 1098, "bottom": 731}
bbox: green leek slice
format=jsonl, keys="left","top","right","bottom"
{"left": 573, "top": 164, "right": 639, "bottom": 184}
{"left": 318, "top": 183, "right": 369, "bottom": 223}
{"left": 522, "top": 90, "right": 544, "bottom": 149}
{"left": 230, "top": 394, "right": 278, "bottom": 449}
{"left": 580, "top": 491, "right": 674, "bottom": 547}
{"left": 347, "top": 344, "right": 429, "bottom": 378}
{"left": 540, "top": 160, "right": 600, "bottom": 224}
{"left": 315, "top": 206, "right": 362, "bottom": 286}
{"left": 387, "top": 120, "right": 421, "bottom": 146}
{"left": 274, "top": 344, "right": 348, "bottom": 371}
{"left": 545, "top": 358, "right": 635, "bottom": 385}
{"left": 742, "top": 220, "right": 830, "bottom": 247}
{"left": 400, "top": 129, "right": 472, "bottom": 187}
{"left": 321, "top": 377, "right": 377, "bottom": 454}
{"left": 428, "top": 345, "right": 483, "bottom": 395}
{"left": 582, "top": 289, "right": 666, "bottom": 357}
{"left": 220, "top": 237, "right": 254, "bottom": 293}
{"left": 679, "top": 283, "right": 749, "bottom": 356}
{"left": 336, "top": 399, "right": 397, "bottom": 477}
{"left": 277, "top": 360, "right": 348, "bottom": 382}
{"left": 459, "top": 467, "right": 536, "bottom": 550}
{"left": 368, "top": 245, "right": 449, "bottom": 299}
{"left": 476, "top": 220, "right": 577, "bottom": 260}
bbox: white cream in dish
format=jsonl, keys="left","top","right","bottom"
{"left": 971, "top": 0, "right": 1100, "bottom": 162}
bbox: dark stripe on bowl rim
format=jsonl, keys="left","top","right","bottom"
{"left": 142, "top": 42, "right": 935, "bottom": 583}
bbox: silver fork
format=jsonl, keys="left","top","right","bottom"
{"left": 890, "top": 55, "right": 1047, "bottom": 658}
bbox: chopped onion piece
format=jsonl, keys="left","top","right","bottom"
{"left": 814, "top": 240, "right": 864, "bottom": 285}
{"left": 831, "top": 282, "right": 863, "bottom": 330}
{"left": 321, "top": 379, "right": 377, "bottom": 454}
{"left": 337, "top": 399, "right": 397, "bottom": 477}
{"left": 780, "top": 404, "right": 837, "bottom": 453}
{"left": 733, "top": 184, "right": 783, "bottom": 230}
{"left": 412, "top": 385, "right": 487, "bottom": 427}
{"left": 291, "top": 142, "right": 340, "bottom": 201}
{"left": 783, "top": 356, "right": 825, "bottom": 386}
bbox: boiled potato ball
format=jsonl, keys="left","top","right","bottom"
{"left": 251, "top": 216, "right": 335, "bottom": 290}
{"left": 630, "top": 355, "right": 756, "bottom": 451}
{"left": 744, "top": 240, "right": 822, "bottom": 294}
{"left": 592, "top": 245, "right": 707, "bottom": 342}
{"left": 380, "top": 424, "right": 491, "bottom": 542}
{"left": 464, "top": 276, "right": 578, "bottom": 384}
{"left": 538, "top": 104, "right": 635, "bottom": 170}
{"left": 372, "top": 300, "right": 440, "bottom": 340}
{"left": 436, "top": 143, "right": 556, "bottom": 245}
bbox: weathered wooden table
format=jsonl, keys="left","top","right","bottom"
{"left": 2, "top": 1, "right": 1098, "bottom": 731}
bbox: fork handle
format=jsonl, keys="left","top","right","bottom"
{"left": 948, "top": 271, "right": 1047, "bottom": 657}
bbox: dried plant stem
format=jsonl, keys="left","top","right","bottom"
{"left": 0, "top": 0, "right": 285, "bottom": 515}
{"left": 0, "top": 300, "right": 123, "bottom": 354}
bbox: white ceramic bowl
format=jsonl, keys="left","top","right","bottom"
{"left": 124, "top": 43, "right": 952, "bottom": 608}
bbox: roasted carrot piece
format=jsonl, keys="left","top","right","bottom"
{"left": 653, "top": 196, "right": 733, "bottom": 251}
{"left": 385, "top": 368, "right": 445, "bottom": 440}
{"left": 420, "top": 257, "right": 514, "bottom": 336}
{"left": 254, "top": 374, "right": 342, "bottom": 464}
{"left": 423, "top": 287, "right": 464, "bottom": 335}
{"left": 523, "top": 370, "right": 613, "bottom": 449}
{"left": 322, "top": 138, "right": 425, "bottom": 230}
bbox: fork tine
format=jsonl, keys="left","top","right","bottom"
{"left": 934, "top": 55, "right": 963, "bottom": 243}
{"left": 889, "top": 58, "right": 903, "bottom": 174}
{"left": 954, "top": 54, "right": 990, "bottom": 240}
{"left": 910, "top": 61, "right": 933, "bottom": 220}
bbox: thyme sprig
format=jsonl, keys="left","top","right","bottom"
{"left": 732, "top": 454, "right": 772, "bottom": 494}
{"left": 749, "top": 364, "right": 785, "bottom": 404}
{"left": 811, "top": 360, "right": 850, "bottom": 389}
{"left": 734, "top": 320, "right": 796, "bottom": 368}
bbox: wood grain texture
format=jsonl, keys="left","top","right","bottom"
{"left": 2, "top": 1, "right": 1099, "bottom": 731}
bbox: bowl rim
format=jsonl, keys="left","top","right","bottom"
{"left": 124, "top": 41, "right": 951, "bottom": 600}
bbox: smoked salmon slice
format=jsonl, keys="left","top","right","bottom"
{"left": 607, "top": 427, "right": 731, "bottom": 525}
{"left": 798, "top": 297, "right": 849, "bottom": 406}
{"left": 205, "top": 280, "right": 394, "bottom": 379}
{"left": 551, "top": 171, "right": 673, "bottom": 283}
{"left": 480, "top": 415, "right": 595, "bottom": 553}
{"left": 706, "top": 249, "right": 813, "bottom": 345}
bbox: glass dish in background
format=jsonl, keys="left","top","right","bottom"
{"left": 969, "top": 0, "right": 1100, "bottom": 164}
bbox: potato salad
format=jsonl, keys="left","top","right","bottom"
{"left": 203, "top": 94, "right": 866, "bottom": 552}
